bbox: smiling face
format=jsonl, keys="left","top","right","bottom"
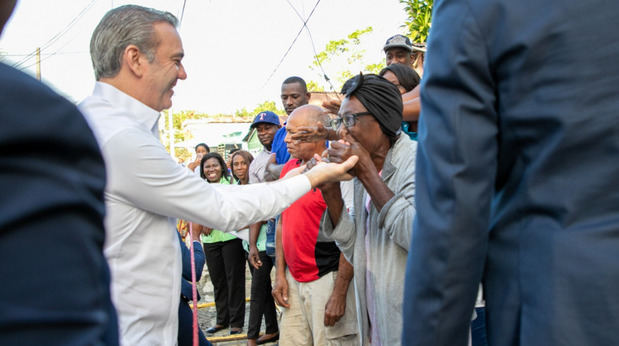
{"left": 231, "top": 154, "right": 249, "bottom": 183}
{"left": 141, "top": 22, "right": 187, "bottom": 111}
{"left": 203, "top": 157, "right": 223, "bottom": 183}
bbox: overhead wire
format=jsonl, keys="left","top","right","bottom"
{"left": 11, "top": 0, "right": 98, "bottom": 69}
{"left": 262, "top": 0, "right": 322, "bottom": 87}
{"left": 284, "top": 0, "right": 339, "bottom": 94}
{"left": 179, "top": 0, "right": 188, "bottom": 25}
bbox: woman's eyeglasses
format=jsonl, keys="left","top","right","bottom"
{"left": 330, "top": 112, "right": 372, "bottom": 129}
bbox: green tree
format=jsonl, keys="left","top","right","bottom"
{"left": 400, "top": 0, "right": 434, "bottom": 43}
{"left": 252, "top": 100, "right": 285, "bottom": 115}
{"left": 308, "top": 27, "right": 384, "bottom": 91}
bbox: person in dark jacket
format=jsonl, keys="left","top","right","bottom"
{"left": 403, "top": 0, "right": 619, "bottom": 345}
{"left": 0, "top": 1, "right": 117, "bottom": 344}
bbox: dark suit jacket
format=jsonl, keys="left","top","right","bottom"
{"left": 403, "top": 1, "right": 619, "bottom": 345}
{"left": 0, "top": 63, "right": 118, "bottom": 345}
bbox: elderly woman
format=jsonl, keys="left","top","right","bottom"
{"left": 319, "top": 73, "right": 417, "bottom": 345}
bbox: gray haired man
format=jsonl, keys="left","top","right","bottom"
{"left": 79, "top": 5, "right": 359, "bottom": 344}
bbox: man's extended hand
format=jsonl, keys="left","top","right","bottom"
{"left": 304, "top": 155, "right": 358, "bottom": 188}
{"left": 272, "top": 273, "right": 290, "bottom": 308}
{"left": 324, "top": 290, "right": 347, "bottom": 326}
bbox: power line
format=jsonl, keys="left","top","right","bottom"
{"left": 20, "top": 29, "right": 84, "bottom": 70}
{"left": 262, "top": 0, "right": 322, "bottom": 87}
{"left": 285, "top": 0, "right": 338, "bottom": 94}
{"left": 11, "top": 0, "right": 98, "bottom": 69}
{"left": 2, "top": 51, "right": 88, "bottom": 56}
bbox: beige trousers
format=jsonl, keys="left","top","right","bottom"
{"left": 279, "top": 269, "right": 359, "bottom": 346}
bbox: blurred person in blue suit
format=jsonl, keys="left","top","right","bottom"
{"left": 0, "top": 1, "right": 117, "bottom": 344}
{"left": 403, "top": 0, "right": 619, "bottom": 345}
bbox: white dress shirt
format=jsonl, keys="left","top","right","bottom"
{"left": 79, "top": 82, "right": 311, "bottom": 345}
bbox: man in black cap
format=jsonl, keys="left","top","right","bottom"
{"left": 383, "top": 34, "right": 425, "bottom": 77}
{"left": 318, "top": 73, "right": 418, "bottom": 345}
{"left": 317, "top": 35, "right": 424, "bottom": 142}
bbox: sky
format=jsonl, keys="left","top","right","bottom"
{"left": 0, "top": 0, "right": 408, "bottom": 115}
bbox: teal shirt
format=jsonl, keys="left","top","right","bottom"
{"left": 242, "top": 223, "right": 268, "bottom": 252}
{"left": 200, "top": 177, "right": 238, "bottom": 244}
{"left": 402, "top": 121, "right": 418, "bottom": 141}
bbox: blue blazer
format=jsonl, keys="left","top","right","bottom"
{"left": 0, "top": 63, "right": 118, "bottom": 345}
{"left": 403, "top": 1, "right": 619, "bottom": 345}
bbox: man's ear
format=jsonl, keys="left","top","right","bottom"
{"left": 123, "top": 44, "right": 145, "bottom": 78}
{"left": 306, "top": 92, "right": 311, "bottom": 100}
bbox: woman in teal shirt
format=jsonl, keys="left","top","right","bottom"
{"left": 193, "top": 152, "right": 246, "bottom": 335}
{"left": 231, "top": 150, "right": 279, "bottom": 345}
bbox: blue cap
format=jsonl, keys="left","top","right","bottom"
{"left": 250, "top": 111, "right": 281, "bottom": 128}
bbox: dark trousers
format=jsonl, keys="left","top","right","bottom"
{"left": 204, "top": 238, "right": 246, "bottom": 328}
{"left": 471, "top": 307, "right": 488, "bottom": 346}
{"left": 178, "top": 298, "right": 211, "bottom": 346}
{"left": 247, "top": 251, "right": 279, "bottom": 339}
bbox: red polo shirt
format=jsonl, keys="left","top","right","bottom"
{"left": 280, "top": 159, "right": 340, "bottom": 282}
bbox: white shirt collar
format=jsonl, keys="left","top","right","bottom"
{"left": 93, "top": 81, "right": 161, "bottom": 134}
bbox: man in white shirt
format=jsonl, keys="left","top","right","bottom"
{"left": 79, "top": 5, "right": 358, "bottom": 345}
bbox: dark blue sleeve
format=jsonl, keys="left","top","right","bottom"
{"left": 271, "top": 127, "right": 290, "bottom": 164}
{"left": 178, "top": 231, "right": 205, "bottom": 281}
{"left": 402, "top": 1, "right": 496, "bottom": 345}
{"left": 0, "top": 63, "right": 118, "bottom": 345}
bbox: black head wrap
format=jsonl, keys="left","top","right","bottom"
{"left": 341, "top": 73, "right": 403, "bottom": 138}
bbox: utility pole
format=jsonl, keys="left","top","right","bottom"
{"left": 35, "top": 47, "right": 41, "bottom": 80}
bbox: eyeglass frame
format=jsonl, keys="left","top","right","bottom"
{"left": 330, "top": 111, "right": 373, "bottom": 129}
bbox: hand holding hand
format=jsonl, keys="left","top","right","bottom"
{"left": 303, "top": 154, "right": 358, "bottom": 188}
{"left": 326, "top": 136, "right": 370, "bottom": 177}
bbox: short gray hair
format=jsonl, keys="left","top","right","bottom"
{"left": 90, "top": 5, "right": 178, "bottom": 80}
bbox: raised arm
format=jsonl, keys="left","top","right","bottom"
{"left": 104, "top": 131, "right": 358, "bottom": 232}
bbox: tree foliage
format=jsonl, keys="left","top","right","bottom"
{"left": 308, "top": 26, "right": 384, "bottom": 91}
{"left": 400, "top": 0, "right": 434, "bottom": 43}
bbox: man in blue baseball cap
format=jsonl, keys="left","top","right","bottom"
{"left": 248, "top": 111, "right": 281, "bottom": 184}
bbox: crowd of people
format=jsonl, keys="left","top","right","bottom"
{"left": 2, "top": 1, "right": 619, "bottom": 346}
